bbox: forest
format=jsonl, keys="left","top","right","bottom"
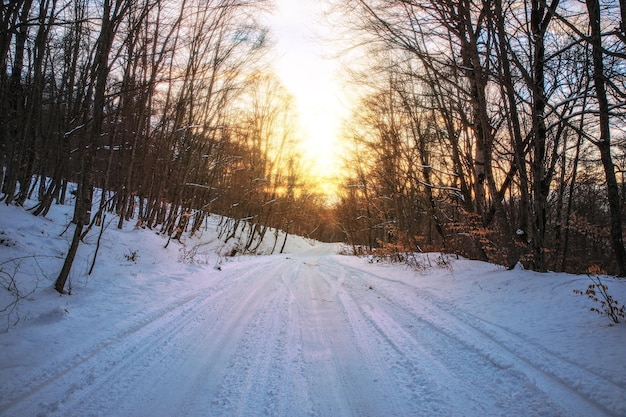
{"left": 335, "top": 0, "right": 626, "bottom": 276}
{"left": 1, "top": 0, "right": 626, "bottom": 292}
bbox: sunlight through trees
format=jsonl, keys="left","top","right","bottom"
{"left": 1, "top": 0, "right": 626, "bottom": 278}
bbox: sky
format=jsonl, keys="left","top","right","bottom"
{"left": 266, "top": 0, "right": 350, "bottom": 191}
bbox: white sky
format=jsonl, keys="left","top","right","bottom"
{"left": 266, "top": 0, "right": 349, "bottom": 186}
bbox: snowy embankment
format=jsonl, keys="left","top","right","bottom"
{"left": 0, "top": 201, "right": 625, "bottom": 417}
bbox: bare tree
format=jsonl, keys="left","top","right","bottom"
{"left": 55, "top": 0, "right": 131, "bottom": 294}
{"left": 333, "top": 0, "right": 626, "bottom": 273}
{"left": 584, "top": 0, "right": 626, "bottom": 275}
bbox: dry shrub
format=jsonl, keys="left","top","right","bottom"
{"left": 573, "top": 266, "right": 626, "bottom": 324}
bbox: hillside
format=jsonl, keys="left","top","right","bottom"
{"left": 1, "top": 201, "right": 625, "bottom": 416}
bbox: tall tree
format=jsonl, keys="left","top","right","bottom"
{"left": 55, "top": 0, "right": 130, "bottom": 294}
{"left": 584, "top": 0, "right": 626, "bottom": 275}
{"left": 529, "top": 0, "right": 559, "bottom": 271}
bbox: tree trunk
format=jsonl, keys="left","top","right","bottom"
{"left": 55, "top": 219, "right": 83, "bottom": 293}
{"left": 586, "top": 0, "right": 626, "bottom": 275}
{"left": 529, "top": 0, "right": 559, "bottom": 271}
{"left": 55, "top": 0, "right": 129, "bottom": 293}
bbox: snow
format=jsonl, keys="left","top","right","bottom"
{"left": 1, "top": 200, "right": 625, "bottom": 417}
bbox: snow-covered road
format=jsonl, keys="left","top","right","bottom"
{"left": 1, "top": 243, "right": 622, "bottom": 417}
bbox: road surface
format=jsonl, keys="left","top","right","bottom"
{"left": 1, "top": 245, "right": 621, "bottom": 416}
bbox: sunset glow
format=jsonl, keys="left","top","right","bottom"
{"left": 267, "top": 0, "right": 349, "bottom": 194}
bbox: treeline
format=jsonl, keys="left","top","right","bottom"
{"left": 335, "top": 0, "right": 626, "bottom": 275}
{"left": 0, "top": 0, "right": 333, "bottom": 293}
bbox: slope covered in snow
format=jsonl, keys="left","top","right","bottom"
{"left": 0, "top": 201, "right": 625, "bottom": 416}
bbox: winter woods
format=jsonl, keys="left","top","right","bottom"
{"left": 0, "top": 0, "right": 329, "bottom": 293}
{"left": 2, "top": 0, "right": 626, "bottom": 281}
{"left": 334, "top": 0, "right": 626, "bottom": 275}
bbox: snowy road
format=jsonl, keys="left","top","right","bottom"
{"left": 1, "top": 245, "right": 623, "bottom": 417}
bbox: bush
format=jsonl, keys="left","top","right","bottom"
{"left": 573, "top": 269, "right": 626, "bottom": 324}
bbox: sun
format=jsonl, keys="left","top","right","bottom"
{"left": 266, "top": 0, "right": 349, "bottom": 196}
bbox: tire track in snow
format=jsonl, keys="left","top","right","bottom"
{"left": 189, "top": 258, "right": 312, "bottom": 417}
{"left": 324, "top": 256, "right": 624, "bottom": 417}
{"left": 129, "top": 257, "right": 303, "bottom": 417}
{"left": 319, "top": 258, "right": 518, "bottom": 416}
{"left": 421, "top": 291, "right": 626, "bottom": 416}
{"left": 0, "top": 257, "right": 278, "bottom": 417}
{"left": 395, "top": 285, "right": 623, "bottom": 416}
{"left": 5, "top": 248, "right": 622, "bottom": 417}
{"left": 281, "top": 258, "right": 355, "bottom": 416}
{"left": 326, "top": 270, "right": 443, "bottom": 416}
{"left": 404, "top": 286, "right": 626, "bottom": 416}
{"left": 285, "top": 252, "right": 420, "bottom": 416}
{"left": 0, "top": 287, "right": 217, "bottom": 416}
{"left": 351, "top": 294, "right": 560, "bottom": 416}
